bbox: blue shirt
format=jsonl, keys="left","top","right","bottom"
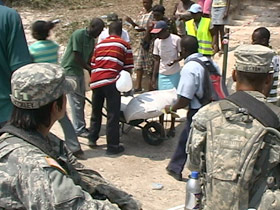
{"left": 0, "top": 5, "right": 32, "bottom": 123}
{"left": 177, "top": 53, "right": 221, "bottom": 109}
{"left": 177, "top": 53, "right": 205, "bottom": 109}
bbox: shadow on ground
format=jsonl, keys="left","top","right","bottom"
{"left": 79, "top": 120, "right": 186, "bottom": 161}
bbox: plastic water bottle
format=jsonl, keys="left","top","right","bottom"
{"left": 185, "top": 171, "right": 202, "bottom": 210}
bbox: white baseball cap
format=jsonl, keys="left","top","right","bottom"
{"left": 188, "top": 4, "right": 202, "bottom": 14}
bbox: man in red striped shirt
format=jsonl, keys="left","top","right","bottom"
{"left": 89, "top": 20, "right": 133, "bottom": 155}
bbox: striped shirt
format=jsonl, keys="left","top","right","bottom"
{"left": 267, "top": 55, "right": 280, "bottom": 103}
{"left": 90, "top": 35, "right": 134, "bottom": 89}
{"left": 212, "top": 0, "right": 227, "bottom": 7}
{"left": 29, "top": 40, "right": 59, "bottom": 63}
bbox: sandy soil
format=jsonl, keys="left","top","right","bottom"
{"left": 16, "top": 0, "right": 280, "bottom": 209}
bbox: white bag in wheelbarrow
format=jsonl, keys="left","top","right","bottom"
{"left": 116, "top": 70, "right": 133, "bottom": 92}
{"left": 124, "top": 88, "right": 178, "bottom": 123}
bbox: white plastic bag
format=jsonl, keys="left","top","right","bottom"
{"left": 116, "top": 70, "right": 133, "bottom": 92}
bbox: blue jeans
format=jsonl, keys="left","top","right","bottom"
{"left": 67, "top": 75, "right": 87, "bottom": 135}
{"left": 167, "top": 109, "right": 199, "bottom": 174}
{"left": 58, "top": 114, "right": 81, "bottom": 153}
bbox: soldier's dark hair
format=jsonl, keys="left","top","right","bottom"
{"left": 236, "top": 71, "right": 269, "bottom": 90}
{"left": 181, "top": 35, "right": 198, "bottom": 54}
{"left": 10, "top": 95, "right": 64, "bottom": 130}
{"left": 109, "top": 21, "right": 122, "bottom": 37}
{"left": 31, "top": 20, "right": 55, "bottom": 40}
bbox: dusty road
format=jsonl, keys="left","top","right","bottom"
{"left": 17, "top": 0, "right": 280, "bottom": 209}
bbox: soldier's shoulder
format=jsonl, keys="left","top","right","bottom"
{"left": 0, "top": 135, "right": 55, "bottom": 169}
{"left": 265, "top": 102, "right": 280, "bottom": 120}
{"left": 193, "top": 101, "right": 223, "bottom": 123}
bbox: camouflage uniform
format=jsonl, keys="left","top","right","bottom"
{"left": 187, "top": 45, "right": 280, "bottom": 210}
{"left": 0, "top": 63, "right": 140, "bottom": 210}
{"left": 187, "top": 91, "right": 280, "bottom": 210}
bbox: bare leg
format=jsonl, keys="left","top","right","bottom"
{"left": 212, "top": 25, "right": 219, "bottom": 54}
{"left": 170, "top": 117, "right": 175, "bottom": 130}
{"left": 219, "top": 25, "right": 225, "bottom": 53}
{"left": 159, "top": 114, "right": 164, "bottom": 126}
{"left": 167, "top": 117, "right": 176, "bottom": 138}
{"left": 135, "top": 69, "right": 143, "bottom": 91}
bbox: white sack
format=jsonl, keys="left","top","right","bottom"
{"left": 116, "top": 70, "right": 133, "bottom": 92}
{"left": 123, "top": 88, "right": 178, "bottom": 122}
{"left": 120, "top": 96, "right": 133, "bottom": 112}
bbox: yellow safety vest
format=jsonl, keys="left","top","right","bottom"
{"left": 185, "top": 17, "right": 213, "bottom": 56}
{"left": 185, "top": 19, "right": 196, "bottom": 37}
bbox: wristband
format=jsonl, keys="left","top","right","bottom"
{"left": 169, "top": 106, "right": 180, "bottom": 118}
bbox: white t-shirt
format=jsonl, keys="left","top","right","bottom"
{"left": 97, "top": 28, "right": 130, "bottom": 43}
{"left": 153, "top": 34, "right": 181, "bottom": 75}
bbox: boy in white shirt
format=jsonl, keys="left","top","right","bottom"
{"left": 151, "top": 21, "right": 182, "bottom": 137}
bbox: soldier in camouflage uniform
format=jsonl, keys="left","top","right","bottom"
{"left": 0, "top": 63, "right": 141, "bottom": 210}
{"left": 186, "top": 45, "right": 280, "bottom": 209}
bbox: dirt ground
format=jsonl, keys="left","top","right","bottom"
{"left": 16, "top": 0, "right": 280, "bottom": 209}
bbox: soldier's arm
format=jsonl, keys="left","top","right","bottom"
{"left": 65, "top": 146, "right": 142, "bottom": 210}
{"left": 186, "top": 111, "right": 207, "bottom": 172}
{"left": 18, "top": 155, "right": 120, "bottom": 210}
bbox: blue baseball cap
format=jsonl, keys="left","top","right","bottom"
{"left": 150, "top": 20, "right": 168, "bottom": 34}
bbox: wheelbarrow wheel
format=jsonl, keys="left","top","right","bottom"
{"left": 142, "top": 122, "right": 165, "bottom": 145}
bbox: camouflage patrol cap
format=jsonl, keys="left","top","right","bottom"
{"left": 11, "top": 63, "right": 76, "bottom": 109}
{"left": 234, "top": 44, "right": 275, "bottom": 73}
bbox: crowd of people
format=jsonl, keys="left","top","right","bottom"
{"left": 1, "top": 0, "right": 280, "bottom": 209}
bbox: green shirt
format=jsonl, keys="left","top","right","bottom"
{"left": 61, "top": 28, "right": 95, "bottom": 76}
{"left": 0, "top": 6, "right": 32, "bottom": 123}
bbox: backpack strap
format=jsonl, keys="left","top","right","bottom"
{"left": 0, "top": 124, "right": 72, "bottom": 174}
{"left": 188, "top": 58, "right": 210, "bottom": 104}
{"left": 188, "top": 57, "right": 217, "bottom": 105}
{"left": 188, "top": 57, "right": 219, "bottom": 74}
{"left": 226, "top": 91, "right": 280, "bottom": 129}
{"left": 0, "top": 124, "right": 55, "bottom": 156}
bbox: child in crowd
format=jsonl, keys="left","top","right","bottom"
{"left": 29, "top": 20, "right": 59, "bottom": 63}
{"left": 211, "top": 0, "right": 231, "bottom": 54}
{"left": 29, "top": 20, "right": 86, "bottom": 159}
{"left": 151, "top": 21, "right": 182, "bottom": 137}
{"left": 152, "top": 4, "right": 177, "bottom": 34}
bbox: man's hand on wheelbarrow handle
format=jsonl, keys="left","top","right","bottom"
{"left": 162, "top": 105, "right": 180, "bottom": 118}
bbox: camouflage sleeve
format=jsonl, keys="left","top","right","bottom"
{"left": 18, "top": 154, "right": 120, "bottom": 210}
{"left": 186, "top": 118, "right": 207, "bottom": 172}
{"left": 187, "top": 102, "right": 224, "bottom": 172}
{"left": 186, "top": 106, "right": 209, "bottom": 172}
{"left": 64, "top": 145, "right": 142, "bottom": 210}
